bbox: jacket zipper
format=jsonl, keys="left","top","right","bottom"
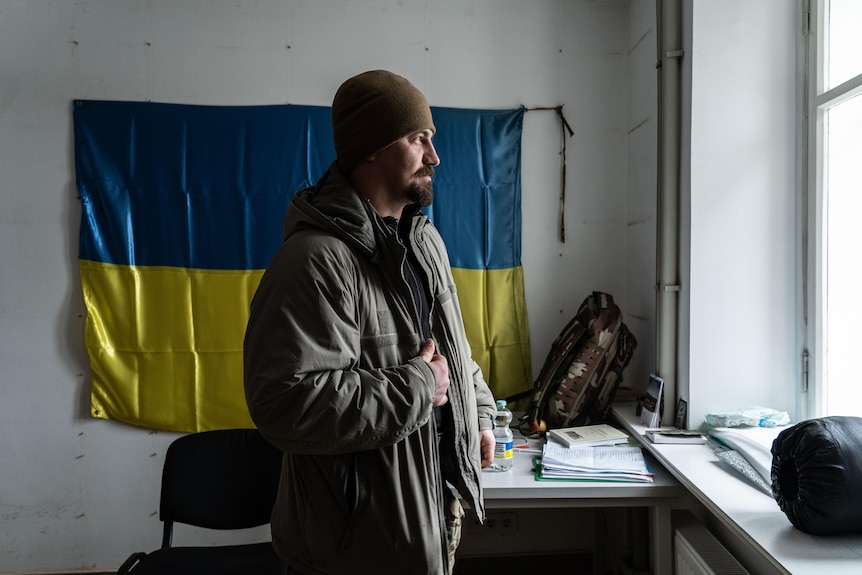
{"left": 404, "top": 220, "right": 451, "bottom": 574}
{"left": 430, "top": 409, "right": 451, "bottom": 575}
{"left": 339, "top": 454, "right": 359, "bottom": 550}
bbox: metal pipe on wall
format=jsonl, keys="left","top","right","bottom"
{"left": 655, "top": 0, "right": 682, "bottom": 426}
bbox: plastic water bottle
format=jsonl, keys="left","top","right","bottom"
{"left": 493, "top": 399, "right": 514, "bottom": 471}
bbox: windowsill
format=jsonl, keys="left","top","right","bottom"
{"left": 611, "top": 402, "right": 862, "bottom": 575}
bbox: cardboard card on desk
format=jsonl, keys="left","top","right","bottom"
{"left": 548, "top": 423, "right": 629, "bottom": 448}
{"left": 640, "top": 373, "right": 664, "bottom": 428}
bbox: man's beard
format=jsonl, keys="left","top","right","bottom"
{"left": 408, "top": 181, "right": 434, "bottom": 207}
{"left": 407, "top": 167, "right": 435, "bottom": 207}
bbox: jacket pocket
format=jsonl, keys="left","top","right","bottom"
{"left": 292, "top": 453, "right": 367, "bottom": 552}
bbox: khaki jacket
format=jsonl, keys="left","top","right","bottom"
{"left": 244, "top": 163, "right": 496, "bottom": 575}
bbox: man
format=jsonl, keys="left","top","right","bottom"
{"left": 244, "top": 70, "right": 497, "bottom": 575}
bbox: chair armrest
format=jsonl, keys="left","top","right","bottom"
{"left": 116, "top": 551, "right": 147, "bottom": 575}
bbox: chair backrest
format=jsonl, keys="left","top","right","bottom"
{"left": 159, "top": 428, "right": 282, "bottom": 540}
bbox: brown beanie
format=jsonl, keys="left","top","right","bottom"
{"left": 332, "top": 70, "right": 436, "bottom": 172}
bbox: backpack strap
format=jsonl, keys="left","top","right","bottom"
{"left": 524, "top": 314, "right": 588, "bottom": 431}
{"left": 576, "top": 320, "right": 637, "bottom": 425}
{"left": 549, "top": 293, "right": 622, "bottom": 427}
{"left": 525, "top": 292, "right": 613, "bottom": 431}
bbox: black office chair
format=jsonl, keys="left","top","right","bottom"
{"left": 116, "top": 428, "right": 284, "bottom": 575}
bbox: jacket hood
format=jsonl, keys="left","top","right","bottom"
{"left": 281, "top": 162, "right": 379, "bottom": 257}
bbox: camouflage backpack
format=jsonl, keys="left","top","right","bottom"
{"left": 522, "top": 291, "right": 637, "bottom": 433}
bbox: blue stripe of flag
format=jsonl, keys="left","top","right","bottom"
{"left": 74, "top": 100, "right": 522, "bottom": 271}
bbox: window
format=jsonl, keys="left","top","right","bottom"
{"left": 806, "top": 0, "right": 862, "bottom": 417}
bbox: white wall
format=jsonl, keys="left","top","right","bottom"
{"left": 0, "top": 1, "right": 640, "bottom": 571}
{"left": 680, "top": 0, "right": 800, "bottom": 428}
{"left": 626, "top": 0, "right": 659, "bottom": 397}
{"left": 0, "top": 0, "right": 803, "bottom": 570}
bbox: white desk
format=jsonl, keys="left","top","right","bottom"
{"left": 480, "top": 435, "right": 685, "bottom": 573}
{"left": 611, "top": 402, "right": 862, "bottom": 575}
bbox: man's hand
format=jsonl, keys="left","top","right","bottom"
{"left": 479, "top": 429, "right": 495, "bottom": 468}
{"left": 418, "top": 338, "right": 449, "bottom": 407}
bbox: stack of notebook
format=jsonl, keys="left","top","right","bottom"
{"left": 536, "top": 440, "right": 654, "bottom": 483}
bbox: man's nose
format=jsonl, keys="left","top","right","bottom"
{"left": 425, "top": 141, "right": 440, "bottom": 166}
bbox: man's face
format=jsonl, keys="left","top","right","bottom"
{"left": 374, "top": 129, "right": 440, "bottom": 207}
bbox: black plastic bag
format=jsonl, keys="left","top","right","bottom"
{"left": 771, "top": 416, "right": 862, "bottom": 535}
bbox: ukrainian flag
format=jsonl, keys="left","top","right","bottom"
{"left": 74, "top": 100, "right": 530, "bottom": 432}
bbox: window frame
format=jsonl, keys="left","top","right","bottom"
{"left": 804, "top": 0, "right": 862, "bottom": 419}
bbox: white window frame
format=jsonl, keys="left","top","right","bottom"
{"left": 804, "top": 0, "right": 862, "bottom": 419}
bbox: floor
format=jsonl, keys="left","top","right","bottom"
{"left": 454, "top": 552, "right": 593, "bottom": 575}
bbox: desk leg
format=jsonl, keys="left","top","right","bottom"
{"left": 650, "top": 502, "right": 673, "bottom": 574}
{"left": 593, "top": 507, "right": 649, "bottom": 575}
{"left": 593, "top": 509, "right": 605, "bottom": 575}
